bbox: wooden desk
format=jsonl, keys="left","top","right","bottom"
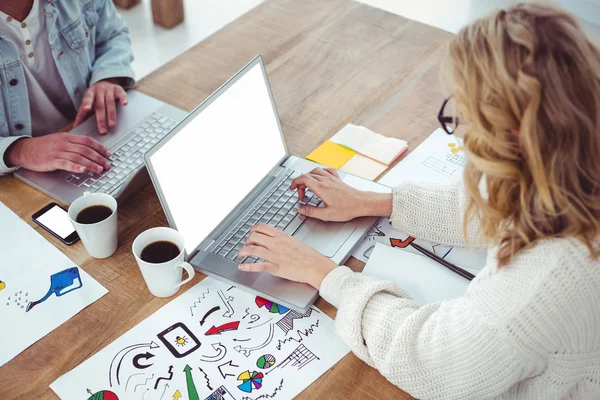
{"left": 0, "top": 0, "right": 452, "bottom": 398}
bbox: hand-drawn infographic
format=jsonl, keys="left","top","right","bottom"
{"left": 237, "top": 370, "right": 264, "bottom": 393}
{"left": 158, "top": 322, "right": 202, "bottom": 358}
{"left": 50, "top": 278, "right": 350, "bottom": 400}
{"left": 27, "top": 267, "right": 83, "bottom": 312}
{"left": 86, "top": 389, "right": 119, "bottom": 400}
{"left": 0, "top": 280, "right": 5, "bottom": 291}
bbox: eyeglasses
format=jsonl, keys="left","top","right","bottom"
{"left": 438, "top": 96, "right": 458, "bottom": 135}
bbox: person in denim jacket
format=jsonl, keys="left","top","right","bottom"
{"left": 0, "top": 0, "right": 135, "bottom": 176}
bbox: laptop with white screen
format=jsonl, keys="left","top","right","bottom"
{"left": 145, "top": 56, "right": 381, "bottom": 311}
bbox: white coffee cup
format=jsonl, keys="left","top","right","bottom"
{"left": 132, "top": 227, "right": 195, "bottom": 298}
{"left": 68, "top": 192, "right": 118, "bottom": 259}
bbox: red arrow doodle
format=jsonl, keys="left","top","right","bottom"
{"left": 205, "top": 321, "right": 240, "bottom": 336}
{"left": 390, "top": 236, "right": 416, "bottom": 249}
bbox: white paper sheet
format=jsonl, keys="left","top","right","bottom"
{"left": 0, "top": 202, "right": 108, "bottom": 366}
{"left": 51, "top": 277, "right": 350, "bottom": 400}
{"left": 349, "top": 128, "right": 486, "bottom": 274}
{"left": 342, "top": 173, "right": 392, "bottom": 194}
{"left": 363, "top": 243, "right": 469, "bottom": 304}
{"left": 378, "top": 128, "right": 465, "bottom": 187}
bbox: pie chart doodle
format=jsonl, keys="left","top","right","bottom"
{"left": 87, "top": 389, "right": 119, "bottom": 400}
{"left": 237, "top": 370, "right": 264, "bottom": 393}
{"left": 256, "top": 354, "right": 276, "bottom": 369}
{"left": 255, "top": 296, "right": 289, "bottom": 314}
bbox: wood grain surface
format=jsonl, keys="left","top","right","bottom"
{"left": 0, "top": 0, "right": 453, "bottom": 398}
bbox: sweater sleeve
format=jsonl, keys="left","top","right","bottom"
{"left": 391, "top": 181, "right": 486, "bottom": 248}
{"left": 320, "top": 267, "right": 536, "bottom": 400}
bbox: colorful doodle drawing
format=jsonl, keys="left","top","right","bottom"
{"left": 240, "top": 379, "right": 283, "bottom": 400}
{"left": 86, "top": 389, "right": 119, "bottom": 400}
{"left": 389, "top": 236, "right": 415, "bottom": 249}
{"left": 275, "top": 309, "right": 314, "bottom": 334}
{"left": 275, "top": 320, "right": 320, "bottom": 350}
{"left": 200, "top": 343, "right": 227, "bottom": 363}
{"left": 204, "top": 385, "right": 236, "bottom": 400}
{"left": 0, "top": 280, "right": 5, "bottom": 291}
{"left": 157, "top": 322, "right": 201, "bottom": 358}
{"left": 184, "top": 365, "right": 200, "bottom": 400}
{"left": 218, "top": 290, "right": 235, "bottom": 318}
{"left": 422, "top": 156, "right": 462, "bottom": 180}
{"left": 172, "top": 389, "right": 183, "bottom": 400}
{"left": 255, "top": 297, "right": 289, "bottom": 314}
{"left": 218, "top": 360, "right": 239, "bottom": 379}
{"left": 205, "top": 321, "right": 240, "bottom": 336}
{"left": 190, "top": 288, "right": 210, "bottom": 316}
{"left": 200, "top": 306, "right": 221, "bottom": 326}
{"left": 26, "top": 267, "right": 83, "bottom": 312}
{"left": 109, "top": 341, "right": 159, "bottom": 387}
{"left": 256, "top": 354, "right": 276, "bottom": 369}
{"left": 234, "top": 324, "right": 275, "bottom": 357}
{"left": 266, "top": 344, "right": 319, "bottom": 375}
{"left": 154, "top": 365, "right": 173, "bottom": 389}
{"left": 237, "top": 371, "right": 264, "bottom": 393}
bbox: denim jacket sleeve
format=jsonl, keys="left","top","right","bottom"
{"left": 89, "top": 0, "right": 135, "bottom": 88}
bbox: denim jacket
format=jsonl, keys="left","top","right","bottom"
{"left": 0, "top": 0, "right": 135, "bottom": 174}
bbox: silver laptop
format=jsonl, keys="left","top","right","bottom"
{"left": 145, "top": 56, "right": 379, "bottom": 311}
{"left": 15, "top": 90, "right": 188, "bottom": 204}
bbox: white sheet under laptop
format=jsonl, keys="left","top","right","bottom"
{"left": 145, "top": 56, "right": 382, "bottom": 311}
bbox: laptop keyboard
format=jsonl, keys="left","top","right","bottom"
{"left": 65, "top": 113, "right": 178, "bottom": 196}
{"left": 211, "top": 170, "right": 322, "bottom": 264}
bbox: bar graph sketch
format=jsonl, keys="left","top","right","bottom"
{"left": 266, "top": 344, "right": 319, "bottom": 375}
{"left": 422, "top": 156, "right": 462, "bottom": 180}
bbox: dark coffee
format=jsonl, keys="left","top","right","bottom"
{"left": 76, "top": 205, "right": 113, "bottom": 224}
{"left": 141, "top": 241, "right": 181, "bottom": 264}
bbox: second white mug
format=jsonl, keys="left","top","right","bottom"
{"left": 132, "top": 227, "right": 195, "bottom": 298}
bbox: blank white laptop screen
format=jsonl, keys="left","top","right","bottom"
{"left": 148, "top": 63, "right": 286, "bottom": 254}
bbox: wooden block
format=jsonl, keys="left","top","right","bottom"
{"left": 112, "top": 0, "right": 141, "bottom": 9}
{"left": 151, "top": 0, "right": 185, "bottom": 29}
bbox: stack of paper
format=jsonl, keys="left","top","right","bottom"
{"left": 306, "top": 124, "right": 408, "bottom": 181}
{"left": 331, "top": 124, "right": 408, "bottom": 166}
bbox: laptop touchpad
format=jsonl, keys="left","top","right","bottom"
{"left": 294, "top": 219, "right": 355, "bottom": 258}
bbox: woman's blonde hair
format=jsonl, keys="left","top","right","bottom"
{"left": 448, "top": 3, "right": 600, "bottom": 266}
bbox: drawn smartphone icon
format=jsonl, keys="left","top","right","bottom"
{"left": 157, "top": 322, "right": 201, "bottom": 358}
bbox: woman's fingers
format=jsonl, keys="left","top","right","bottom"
{"left": 250, "top": 223, "right": 281, "bottom": 237}
{"left": 237, "top": 245, "right": 272, "bottom": 261}
{"left": 238, "top": 262, "right": 272, "bottom": 273}
{"left": 245, "top": 232, "right": 273, "bottom": 248}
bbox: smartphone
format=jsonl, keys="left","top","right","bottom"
{"left": 32, "top": 203, "right": 80, "bottom": 245}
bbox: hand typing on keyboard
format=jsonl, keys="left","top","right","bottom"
{"left": 290, "top": 167, "right": 392, "bottom": 222}
{"left": 5, "top": 132, "right": 111, "bottom": 174}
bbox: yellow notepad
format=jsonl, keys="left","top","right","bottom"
{"left": 306, "top": 141, "right": 356, "bottom": 169}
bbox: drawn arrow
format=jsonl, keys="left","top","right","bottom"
{"left": 199, "top": 306, "right": 221, "bottom": 326}
{"left": 217, "top": 360, "right": 239, "bottom": 379}
{"left": 199, "top": 342, "right": 227, "bottom": 362}
{"left": 173, "top": 389, "right": 182, "bottom": 400}
{"left": 158, "top": 383, "right": 170, "bottom": 400}
{"left": 133, "top": 352, "right": 155, "bottom": 369}
{"left": 109, "top": 341, "right": 160, "bottom": 386}
{"left": 205, "top": 321, "right": 240, "bottom": 335}
{"left": 184, "top": 364, "right": 199, "bottom": 400}
{"left": 154, "top": 365, "right": 174, "bottom": 389}
{"left": 234, "top": 324, "right": 274, "bottom": 357}
{"left": 390, "top": 236, "right": 415, "bottom": 249}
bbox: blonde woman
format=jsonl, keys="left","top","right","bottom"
{"left": 238, "top": 3, "right": 600, "bottom": 399}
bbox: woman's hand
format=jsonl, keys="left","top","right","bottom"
{"left": 291, "top": 167, "right": 393, "bottom": 221}
{"left": 237, "top": 224, "right": 337, "bottom": 289}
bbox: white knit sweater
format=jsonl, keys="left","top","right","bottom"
{"left": 320, "top": 182, "right": 600, "bottom": 400}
